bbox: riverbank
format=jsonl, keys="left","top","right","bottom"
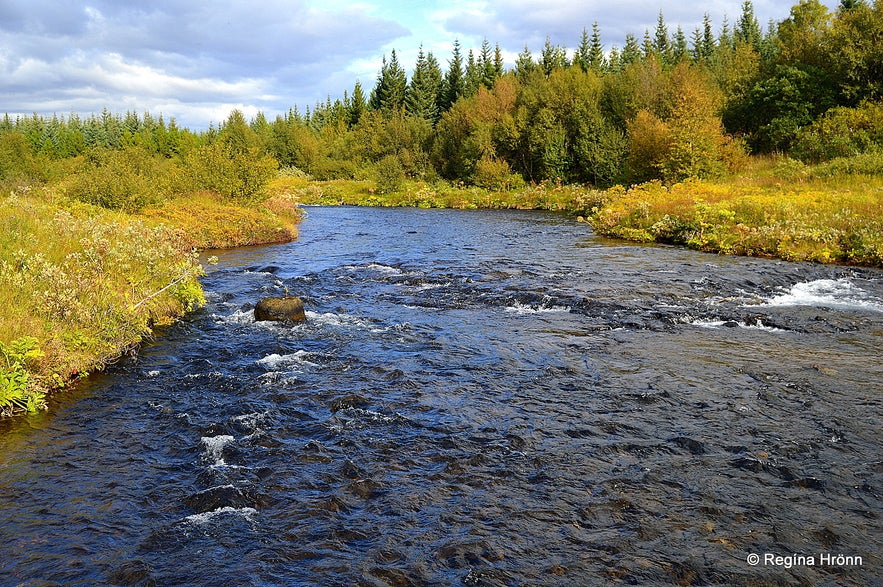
{"left": 289, "top": 154, "right": 883, "bottom": 268}
{"left": 0, "top": 187, "right": 300, "bottom": 417}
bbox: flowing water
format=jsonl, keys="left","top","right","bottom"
{"left": 1, "top": 207, "right": 881, "bottom": 586}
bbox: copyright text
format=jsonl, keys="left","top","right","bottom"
{"left": 746, "top": 553, "right": 863, "bottom": 569}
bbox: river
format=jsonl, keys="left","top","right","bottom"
{"left": 1, "top": 206, "right": 881, "bottom": 586}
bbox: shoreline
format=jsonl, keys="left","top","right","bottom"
{"left": 0, "top": 190, "right": 300, "bottom": 419}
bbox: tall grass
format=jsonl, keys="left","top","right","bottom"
{"left": 591, "top": 155, "right": 883, "bottom": 266}
{"left": 1, "top": 155, "right": 301, "bottom": 417}
{"left": 0, "top": 189, "right": 205, "bottom": 415}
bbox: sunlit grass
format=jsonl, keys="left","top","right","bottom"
{"left": 592, "top": 155, "right": 883, "bottom": 265}
{"left": 0, "top": 182, "right": 302, "bottom": 416}
{"left": 141, "top": 190, "right": 300, "bottom": 249}
{"left": 0, "top": 189, "right": 207, "bottom": 414}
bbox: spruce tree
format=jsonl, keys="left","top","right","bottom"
{"left": 349, "top": 81, "right": 367, "bottom": 126}
{"left": 441, "top": 40, "right": 465, "bottom": 111}
{"left": 607, "top": 45, "right": 621, "bottom": 72}
{"left": 406, "top": 46, "right": 443, "bottom": 123}
{"left": 736, "top": 1, "right": 763, "bottom": 50}
{"left": 621, "top": 33, "right": 642, "bottom": 65}
{"left": 478, "top": 38, "right": 497, "bottom": 89}
{"left": 642, "top": 30, "right": 655, "bottom": 59}
{"left": 672, "top": 26, "right": 689, "bottom": 63}
{"left": 692, "top": 13, "right": 716, "bottom": 62}
{"left": 465, "top": 49, "right": 481, "bottom": 95}
{"left": 574, "top": 27, "right": 592, "bottom": 71}
{"left": 540, "top": 36, "right": 568, "bottom": 75}
{"left": 493, "top": 43, "right": 505, "bottom": 78}
{"left": 589, "top": 22, "right": 606, "bottom": 71}
{"left": 515, "top": 45, "right": 536, "bottom": 78}
{"left": 653, "top": 11, "right": 670, "bottom": 62}
{"left": 369, "top": 50, "right": 407, "bottom": 112}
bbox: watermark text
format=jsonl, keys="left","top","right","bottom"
{"left": 746, "top": 552, "right": 863, "bottom": 569}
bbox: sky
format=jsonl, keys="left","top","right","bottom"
{"left": 0, "top": 0, "right": 826, "bottom": 129}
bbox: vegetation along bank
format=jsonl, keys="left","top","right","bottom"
{"left": 2, "top": 0, "right": 882, "bottom": 415}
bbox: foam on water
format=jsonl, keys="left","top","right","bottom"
{"left": 256, "top": 351, "right": 318, "bottom": 370}
{"left": 305, "top": 311, "right": 371, "bottom": 328}
{"left": 184, "top": 506, "right": 258, "bottom": 525}
{"left": 504, "top": 301, "right": 571, "bottom": 315}
{"left": 200, "top": 435, "right": 235, "bottom": 466}
{"left": 214, "top": 309, "right": 256, "bottom": 325}
{"left": 687, "top": 318, "right": 786, "bottom": 332}
{"left": 765, "top": 278, "right": 883, "bottom": 313}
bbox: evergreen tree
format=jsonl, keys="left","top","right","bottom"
{"left": 589, "top": 22, "right": 606, "bottom": 71}
{"left": 642, "top": 30, "right": 655, "bottom": 59}
{"left": 441, "top": 40, "right": 466, "bottom": 111}
{"left": 574, "top": 27, "right": 592, "bottom": 72}
{"left": 672, "top": 26, "right": 689, "bottom": 63}
{"left": 736, "top": 1, "right": 763, "bottom": 50}
{"left": 515, "top": 45, "right": 537, "bottom": 78}
{"left": 653, "top": 11, "right": 670, "bottom": 62}
{"left": 465, "top": 49, "right": 482, "bottom": 95}
{"left": 540, "top": 36, "right": 568, "bottom": 75}
{"left": 691, "top": 27, "right": 704, "bottom": 62}
{"left": 621, "top": 33, "right": 642, "bottom": 65}
{"left": 693, "top": 13, "right": 716, "bottom": 62}
{"left": 607, "top": 45, "right": 622, "bottom": 72}
{"left": 493, "top": 43, "right": 505, "bottom": 78}
{"left": 760, "top": 20, "right": 780, "bottom": 63}
{"left": 406, "top": 46, "right": 444, "bottom": 123}
{"left": 369, "top": 50, "right": 408, "bottom": 112}
{"left": 719, "top": 15, "right": 734, "bottom": 50}
{"left": 478, "top": 38, "right": 498, "bottom": 89}
{"left": 349, "top": 81, "right": 367, "bottom": 126}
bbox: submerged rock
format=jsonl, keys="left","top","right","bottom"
{"left": 184, "top": 484, "right": 262, "bottom": 513}
{"left": 254, "top": 295, "right": 306, "bottom": 322}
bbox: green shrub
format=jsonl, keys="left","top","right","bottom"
{"left": 185, "top": 142, "right": 278, "bottom": 205}
{"left": 810, "top": 150, "right": 883, "bottom": 177}
{"left": 0, "top": 130, "right": 49, "bottom": 188}
{"left": 66, "top": 146, "right": 177, "bottom": 212}
{"left": 792, "top": 102, "right": 883, "bottom": 163}
{"left": 375, "top": 155, "right": 405, "bottom": 194}
{"left": 472, "top": 156, "right": 524, "bottom": 191}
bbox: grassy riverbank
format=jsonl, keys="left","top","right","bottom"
{"left": 0, "top": 187, "right": 299, "bottom": 417}
{"left": 592, "top": 155, "right": 883, "bottom": 266}
{"left": 289, "top": 154, "right": 883, "bottom": 267}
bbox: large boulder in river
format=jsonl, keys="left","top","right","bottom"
{"left": 254, "top": 295, "right": 306, "bottom": 323}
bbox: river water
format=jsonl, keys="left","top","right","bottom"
{"left": 1, "top": 206, "right": 881, "bottom": 586}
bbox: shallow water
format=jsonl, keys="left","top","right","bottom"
{"left": 1, "top": 206, "right": 881, "bottom": 586}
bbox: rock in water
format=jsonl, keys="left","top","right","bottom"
{"left": 254, "top": 296, "right": 306, "bottom": 322}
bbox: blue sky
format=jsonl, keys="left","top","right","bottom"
{"left": 0, "top": 1, "right": 824, "bottom": 129}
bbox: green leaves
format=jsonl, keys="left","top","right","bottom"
{"left": 0, "top": 337, "right": 46, "bottom": 416}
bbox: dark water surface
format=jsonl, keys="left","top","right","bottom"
{"left": 1, "top": 206, "right": 881, "bottom": 586}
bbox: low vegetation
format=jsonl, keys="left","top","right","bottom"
{"left": 591, "top": 155, "right": 883, "bottom": 265}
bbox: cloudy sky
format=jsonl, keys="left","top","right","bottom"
{"left": 1, "top": 1, "right": 822, "bottom": 129}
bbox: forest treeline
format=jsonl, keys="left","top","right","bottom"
{"left": 2, "top": 0, "right": 882, "bottom": 200}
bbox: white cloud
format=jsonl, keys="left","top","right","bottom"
{"left": 0, "top": 0, "right": 837, "bottom": 129}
